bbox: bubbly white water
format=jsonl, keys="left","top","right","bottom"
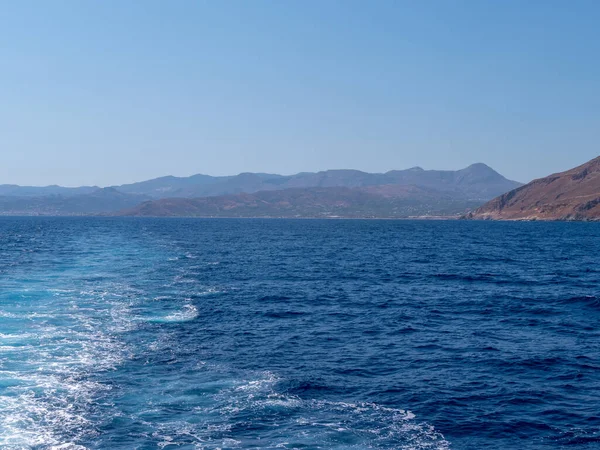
{"left": 0, "top": 283, "right": 450, "bottom": 449}
{"left": 0, "top": 286, "right": 128, "bottom": 449}
{"left": 0, "top": 227, "right": 451, "bottom": 450}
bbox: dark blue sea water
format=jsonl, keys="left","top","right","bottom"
{"left": 1, "top": 218, "right": 599, "bottom": 450}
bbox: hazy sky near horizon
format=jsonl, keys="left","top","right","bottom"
{"left": 1, "top": 1, "right": 599, "bottom": 186}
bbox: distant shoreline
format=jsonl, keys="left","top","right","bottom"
{"left": 0, "top": 213, "right": 463, "bottom": 220}
{"left": 1, "top": 214, "right": 598, "bottom": 221}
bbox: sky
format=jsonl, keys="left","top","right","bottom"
{"left": 1, "top": 0, "right": 599, "bottom": 186}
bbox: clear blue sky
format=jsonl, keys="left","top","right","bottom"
{"left": 1, "top": 0, "right": 599, "bottom": 186}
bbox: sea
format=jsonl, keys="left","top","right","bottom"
{"left": 0, "top": 217, "right": 599, "bottom": 450}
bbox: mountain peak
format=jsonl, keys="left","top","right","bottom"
{"left": 464, "top": 163, "right": 495, "bottom": 172}
{"left": 457, "top": 163, "right": 502, "bottom": 178}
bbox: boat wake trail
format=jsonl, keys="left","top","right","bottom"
{"left": 0, "top": 221, "right": 453, "bottom": 450}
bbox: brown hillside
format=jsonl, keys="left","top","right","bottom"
{"left": 469, "top": 156, "right": 600, "bottom": 220}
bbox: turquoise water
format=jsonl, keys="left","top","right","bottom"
{"left": 1, "top": 218, "right": 599, "bottom": 449}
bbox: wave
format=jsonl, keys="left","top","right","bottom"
{"left": 146, "top": 304, "right": 199, "bottom": 323}
{"left": 558, "top": 295, "right": 600, "bottom": 308}
{"left": 134, "top": 370, "right": 451, "bottom": 449}
{"left": 50, "top": 445, "right": 89, "bottom": 450}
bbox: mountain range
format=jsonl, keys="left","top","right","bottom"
{"left": 0, "top": 164, "right": 521, "bottom": 217}
{"left": 468, "top": 156, "right": 600, "bottom": 221}
{"left": 113, "top": 163, "right": 518, "bottom": 201}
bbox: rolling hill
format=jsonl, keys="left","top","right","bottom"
{"left": 0, "top": 188, "right": 150, "bottom": 216}
{"left": 119, "top": 186, "right": 484, "bottom": 218}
